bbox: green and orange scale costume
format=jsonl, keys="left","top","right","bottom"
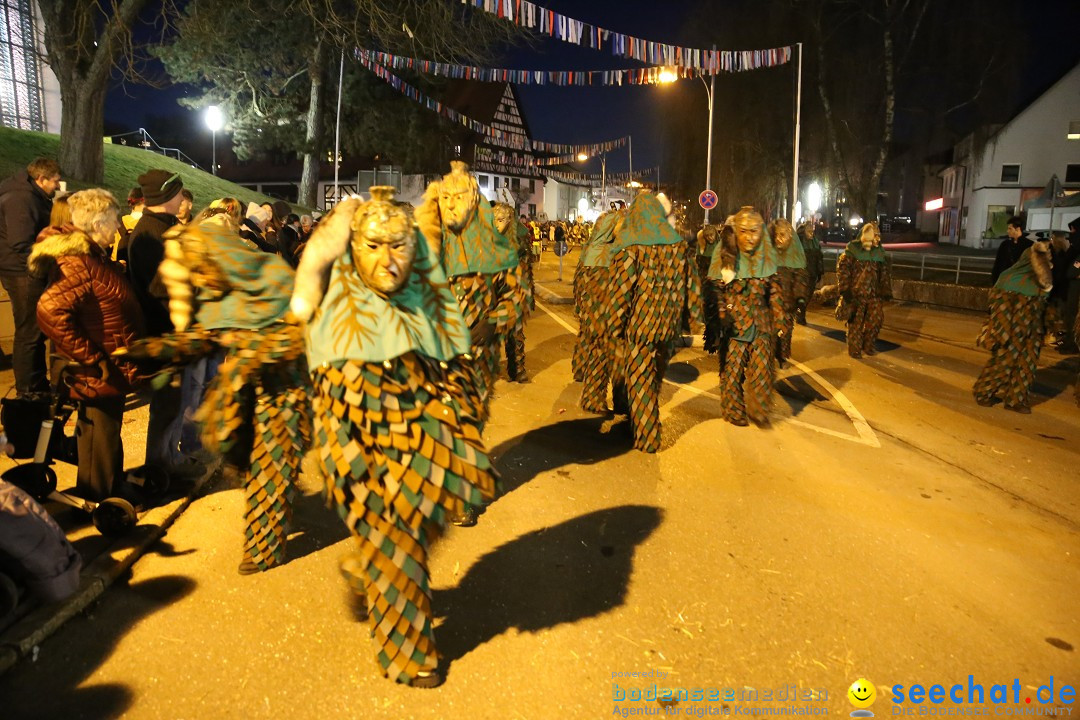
{"left": 707, "top": 223, "right": 785, "bottom": 427}
{"left": 973, "top": 242, "right": 1054, "bottom": 412}
{"left": 118, "top": 216, "right": 310, "bottom": 574}
{"left": 504, "top": 216, "right": 534, "bottom": 382}
{"left": 292, "top": 195, "right": 499, "bottom": 687}
{"left": 608, "top": 194, "right": 704, "bottom": 452}
{"left": 836, "top": 238, "right": 892, "bottom": 358}
{"left": 773, "top": 227, "right": 809, "bottom": 362}
{"left": 575, "top": 210, "right": 622, "bottom": 413}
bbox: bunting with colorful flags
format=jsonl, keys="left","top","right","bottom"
{"left": 459, "top": 0, "right": 793, "bottom": 73}
{"left": 360, "top": 49, "right": 703, "bottom": 86}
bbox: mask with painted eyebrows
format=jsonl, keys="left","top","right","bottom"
{"left": 438, "top": 160, "right": 480, "bottom": 233}
{"left": 350, "top": 186, "right": 417, "bottom": 295}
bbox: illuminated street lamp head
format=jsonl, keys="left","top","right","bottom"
{"left": 657, "top": 66, "right": 679, "bottom": 84}
{"left": 577, "top": 152, "right": 589, "bottom": 162}
{"left": 205, "top": 105, "right": 224, "bottom": 132}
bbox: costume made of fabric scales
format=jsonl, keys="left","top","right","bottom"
{"left": 120, "top": 218, "right": 310, "bottom": 573}
{"left": 292, "top": 193, "right": 498, "bottom": 686}
{"left": 609, "top": 196, "right": 703, "bottom": 452}
{"left": 427, "top": 188, "right": 524, "bottom": 424}
{"left": 836, "top": 238, "right": 892, "bottom": 358}
{"left": 708, "top": 213, "right": 784, "bottom": 427}
{"left": 974, "top": 244, "right": 1053, "bottom": 411}
{"left": 504, "top": 218, "right": 533, "bottom": 382}
{"left": 575, "top": 210, "right": 621, "bottom": 410}
{"left": 772, "top": 222, "right": 808, "bottom": 362}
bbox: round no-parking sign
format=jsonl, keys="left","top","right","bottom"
{"left": 698, "top": 190, "right": 718, "bottom": 210}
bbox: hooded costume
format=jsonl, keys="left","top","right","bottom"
{"left": 974, "top": 241, "right": 1056, "bottom": 412}
{"left": 607, "top": 194, "right": 703, "bottom": 452}
{"left": 707, "top": 208, "right": 785, "bottom": 427}
{"left": 495, "top": 204, "right": 533, "bottom": 383}
{"left": 118, "top": 214, "right": 310, "bottom": 574}
{"left": 575, "top": 210, "right": 622, "bottom": 412}
{"left": 836, "top": 223, "right": 892, "bottom": 357}
{"left": 770, "top": 219, "right": 808, "bottom": 363}
{"left": 291, "top": 189, "right": 498, "bottom": 688}
{"left": 416, "top": 162, "right": 524, "bottom": 425}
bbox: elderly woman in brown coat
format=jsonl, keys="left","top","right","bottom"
{"left": 30, "top": 189, "right": 145, "bottom": 501}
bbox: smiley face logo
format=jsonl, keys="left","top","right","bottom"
{"left": 848, "top": 678, "right": 877, "bottom": 716}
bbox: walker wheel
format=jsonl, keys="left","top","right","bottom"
{"left": 92, "top": 497, "right": 137, "bottom": 536}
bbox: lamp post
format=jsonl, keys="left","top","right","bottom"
{"left": 205, "top": 105, "right": 223, "bottom": 176}
{"left": 658, "top": 62, "right": 714, "bottom": 225}
{"left": 578, "top": 151, "right": 607, "bottom": 209}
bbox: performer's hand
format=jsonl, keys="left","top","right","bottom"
{"left": 470, "top": 320, "right": 496, "bottom": 347}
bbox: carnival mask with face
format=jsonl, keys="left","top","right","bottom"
{"left": 351, "top": 186, "right": 417, "bottom": 296}
{"left": 858, "top": 222, "right": 880, "bottom": 251}
{"left": 732, "top": 207, "right": 765, "bottom": 255}
{"left": 492, "top": 202, "right": 514, "bottom": 235}
{"left": 438, "top": 160, "right": 480, "bottom": 233}
{"left": 770, "top": 218, "right": 794, "bottom": 250}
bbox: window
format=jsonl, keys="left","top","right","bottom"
{"left": 493, "top": 176, "right": 501, "bottom": 189}
{"left": 985, "top": 205, "right": 1015, "bottom": 238}
{"left": 1066, "top": 164, "right": 1080, "bottom": 184}
{"left": 0, "top": 0, "right": 46, "bottom": 131}
{"left": 528, "top": 203, "right": 536, "bottom": 217}
{"left": 1000, "top": 164, "right": 1021, "bottom": 183}
{"left": 511, "top": 177, "right": 521, "bottom": 191}
{"left": 528, "top": 179, "right": 536, "bottom": 194}
{"left": 478, "top": 174, "right": 488, "bottom": 188}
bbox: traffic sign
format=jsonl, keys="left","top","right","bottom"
{"left": 699, "top": 190, "right": 718, "bottom": 210}
{"left": 554, "top": 240, "right": 569, "bottom": 257}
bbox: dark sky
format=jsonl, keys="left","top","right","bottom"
{"left": 105, "top": 0, "right": 1079, "bottom": 179}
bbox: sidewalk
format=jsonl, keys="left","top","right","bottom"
{"left": 0, "top": 373, "right": 218, "bottom": 676}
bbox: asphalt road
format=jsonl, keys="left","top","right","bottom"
{"left": 2, "top": 298, "right": 1077, "bottom": 720}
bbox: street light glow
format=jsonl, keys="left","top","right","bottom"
{"left": 205, "top": 105, "right": 224, "bottom": 132}
{"left": 577, "top": 152, "right": 589, "bottom": 162}
{"left": 657, "top": 67, "right": 679, "bottom": 84}
{"left": 807, "top": 182, "right": 822, "bottom": 215}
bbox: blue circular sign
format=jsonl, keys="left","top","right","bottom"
{"left": 699, "top": 190, "right": 718, "bottom": 210}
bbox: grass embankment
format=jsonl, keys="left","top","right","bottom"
{"left": 0, "top": 126, "right": 273, "bottom": 207}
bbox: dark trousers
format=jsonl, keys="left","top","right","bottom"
{"left": 1, "top": 274, "right": 48, "bottom": 396}
{"left": 75, "top": 397, "right": 125, "bottom": 501}
{"left": 146, "top": 377, "right": 182, "bottom": 468}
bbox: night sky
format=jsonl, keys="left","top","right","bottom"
{"left": 104, "top": 0, "right": 1080, "bottom": 180}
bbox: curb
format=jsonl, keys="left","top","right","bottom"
{"left": 0, "top": 468, "right": 216, "bottom": 678}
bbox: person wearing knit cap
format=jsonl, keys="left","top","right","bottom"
{"left": 769, "top": 218, "right": 808, "bottom": 365}
{"left": 574, "top": 207, "right": 622, "bottom": 412}
{"left": 290, "top": 188, "right": 498, "bottom": 689}
{"left": 708, "top": 207, "right": 785, "bottom": 427}
{"left": 974, "top": 235, "right": 1068, "bottom": 413}
{"left": 493, "top": 202, "right": 533, "bottom": 382}
{"left": 607, "top": 192, "right": 703, "bottom": 451}
{"left": 836, "top": 222, "right": 891, "bottom": 358}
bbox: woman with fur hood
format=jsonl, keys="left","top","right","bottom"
{"left": 30, "top": 189, "right": 145, "bottom": 501}
{"left": 974, "top": 234, "right": 1067, "bottom": 413}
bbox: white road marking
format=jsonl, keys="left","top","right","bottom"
{"left": 536, "top": 300, "right": 881, "bottom": 448}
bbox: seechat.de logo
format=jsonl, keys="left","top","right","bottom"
{"left": 849, "top": 678, "right": 878, "bottom": 717}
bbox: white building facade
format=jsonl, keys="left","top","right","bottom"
{"left": 936, "top": 63, "right": 1080, "bottom": 247}
{"left": 0, "top": 0, "right": 61, "bottom": 133}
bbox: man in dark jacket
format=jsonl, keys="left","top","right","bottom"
{"left": 126, "top": 169, "right": 196, "bottom": 476}
{"left": 991, "top": 216, "right": 1033, "bottom": 284}
{"left": 277, "top": 213, "right": 303, "bottom": 268}
{"left": 0, "top": 157, "right": 61, "bottom": 397}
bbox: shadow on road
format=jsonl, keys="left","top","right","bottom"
{"left": 286, "top": 489, "right": 350, "bottom": 562}
{"left": 664, "top": 361, "right": 699, "bottom": 385}
{"left": 490, "top": 417, "right": 632, "bottom": 496}
{"left": 508, "top": 332, "right": 577, "bottom": 378}
{"left": 70, "top": 524, "right": 195, "bottom": 563}
{"left": 0, "top": 575, "right": 197, "bottom": 720}
{"left": 1031, "top": 356, "right": 1080, "bottom": 407}
{"left": 435, "top": 505, "right": 663, "bottom": 677}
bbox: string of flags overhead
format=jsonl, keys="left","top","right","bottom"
{"left": 359, "top": 49, "right": 703, "bottom": 86}
{"left": 459, "top": 0, "right": 793, "bottom": 73}
{"left": 358, "top": 50, "right": 631, "bottom": 157}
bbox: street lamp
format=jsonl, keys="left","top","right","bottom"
{"left": 658, "top": 63, "right": 715, "bottom": 226}
{"left": 578, "top": 151, "right": 607, "bottom": 209}
{"left": 807, "top": 181, "right": 822, "bottom": 217}
{"left": 205, "top": 105, "right": 223, "bottom": 176}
